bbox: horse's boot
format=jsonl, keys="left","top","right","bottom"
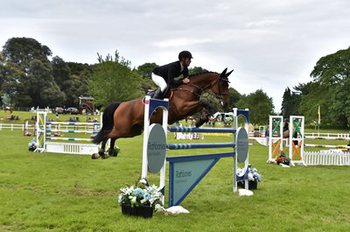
{"left": 152, "top": 89, "right": 164, "bottom": 99}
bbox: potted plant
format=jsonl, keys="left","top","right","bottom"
{"left": 118, "top": 179, "right": 163, "bottom": 218}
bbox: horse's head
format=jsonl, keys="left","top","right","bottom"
{"left": 210, "top": 68, "right": 233, "bottom": 107}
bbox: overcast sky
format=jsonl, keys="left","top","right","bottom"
{"left": 1, "top": 0, "right": 349, "bottom": 111}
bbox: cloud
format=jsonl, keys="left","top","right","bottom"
{"left": 245, "top": 19, "right": 283, "bottom": 28}
{"left": 153, "top": 38, "right": 212, "bottom": 48}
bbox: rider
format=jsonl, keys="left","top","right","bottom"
{"left": 151, "top": 50, "right": 192, "bottom": 99}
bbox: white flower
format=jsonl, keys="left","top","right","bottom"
{"left": 131, "top": 196, "right": 137, "bottom": 204}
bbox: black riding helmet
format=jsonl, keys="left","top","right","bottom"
{"left": 178, "top": 50, "right": 193, "bottom": 60}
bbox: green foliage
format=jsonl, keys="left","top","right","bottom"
{"left": 2, "top": 37, "right": 52, "bottom": 70}
{"left": 27, "top": 59, "right": 65, "bottom": 107}
{"left": 237, "top": 89, "right": 274, "bottom": 125}
{"left": 189, "top": 66, "right": 209, "bottom": 75}
{"left": 296, "top": 47, "right": 350, "bottom": 128}
{"left": 1, "top": 37, "right": 65, "bottom": 107}
{"left": 89, "top": 61, "right": 143, "bottom": 107}
{"left": 311, "top": 47, "right": 350, "bottom": 85}
{"left": 52, "top": 56, "right": 71, "bottom": 88}
{"left": 135, "top": 62, "right": 158, "bottom": 78}
{"left": 296, "top": 82, "right": 332, "bottom": 127}
{"left": 330, "top": 77, "right": 350, "bottom": 128}
{"left": 52, "top": 59, "right": 91, "bottom": 107}
{"left": 97, "top": 50, "right": 131, "bottom": 68}
{"left": 281, "top": 87, "right": 301, "bottom": 118}
{"left": 227, "top": 87, "right": 242, "bottom": 109}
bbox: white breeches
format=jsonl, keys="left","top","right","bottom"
{"left": 151, "top": 73, "right": 167, "bottom": 92}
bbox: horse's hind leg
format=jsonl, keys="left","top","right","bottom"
{"left": 108, "top": 138, "right": 120, "bottom": 157}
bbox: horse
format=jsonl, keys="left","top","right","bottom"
{"left": 92, "top": 68, "right": 233, "bottom": 159}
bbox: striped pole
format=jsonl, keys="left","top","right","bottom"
{"left": 46, "top": 122, "right": 100, "bottom": 126}
{"left": 46, "top": 129, "right": 98, "bottom": 134}
{"left": 46, "top": 137, "right": 92, "bottom": 142}
{"left": 168, "top": 126, "right": 236, "bottom": 134}
{"left": 167, "top": 142, "right": 236, "bottom": 150}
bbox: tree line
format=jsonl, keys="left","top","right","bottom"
{"left": 0, "top": 37, "right": 273, "bottom": 125}
{"left": 281, "top": 47, "right": 350, "bottom": 129}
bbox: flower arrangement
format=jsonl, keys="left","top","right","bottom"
{"left": 237, "top": 164, "right": 262, "bottom": 189}
{"left": 247, "top": 166, "right": 262, "bottom": 182}
{"left": 118, "top": 179, "right": 163, "bottom": 209}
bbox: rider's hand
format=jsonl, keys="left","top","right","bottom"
{"left": 183, "top": 77, "right": 190, "bottom": 84}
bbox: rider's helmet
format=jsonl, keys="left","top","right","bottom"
{"left": 178, "top": 51, "right": 193, "bottom": 60}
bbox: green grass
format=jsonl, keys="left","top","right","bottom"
{"left": 1, "top": 129, "right": 350, "bottom": 231}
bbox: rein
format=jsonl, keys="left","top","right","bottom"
{"left": 174, "top": 74, "right": 228, "bottom": 99}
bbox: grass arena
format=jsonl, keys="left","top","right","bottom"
{"left": 0, "top": 111, "right": 350, "bottom": 231}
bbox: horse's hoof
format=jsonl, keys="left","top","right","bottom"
{"left": 101, "top": 153, "right": 110, "bottom": 159}
{"left": 110, "top": 148, "right": 120, "bottom": 157}
{"left": 107, "top": 147, "right": 120, "bottom": 157}
{"left": 91, "top": 153, "right": 100, "bottom": 159}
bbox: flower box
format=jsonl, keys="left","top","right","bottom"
{"left": 121, "top": 204, "right": 153, "bottom": 218}
{"left": 238, "top": 180, "right": 258, "bottom": 190}
{"left": 118, "top": 179, "right": 163, "bottom": 218}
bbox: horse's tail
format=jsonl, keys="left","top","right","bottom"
{"left": 92, "top": 102, "right": 120, "bottom": 144}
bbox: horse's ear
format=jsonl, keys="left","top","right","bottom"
{"left": 220, "top": 68, "right": 228, "bottom": 77}
{"left": 225, "top": 69, "right": 234, "bottom": 77}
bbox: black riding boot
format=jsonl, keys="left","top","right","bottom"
{"left": 152, "top": 89, "right": 163, "bottom": 99}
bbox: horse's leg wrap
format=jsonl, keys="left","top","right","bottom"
{"left": 108, "top": 138, "right": 119, "bottom": 157}
{"left": 99, "top": 140, "right": 110, "bottom": 159}
{"left": 195, "top": 109, "right": 210, "bottom": 128}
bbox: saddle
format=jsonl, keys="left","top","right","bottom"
{"left": 146, "top": 88, "right": 172, "bottom": 100}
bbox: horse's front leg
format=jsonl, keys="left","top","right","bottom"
{"left": 99, "top": 139, "right": 109, "bottom": 159}
{"left": 194, "top": 100, "right": 216, "bottom": 127}
{"left": 195, "top": 108, "right": 210, "bottom": 127}
{"left": 91, "top": 138, "right": 107, "bottom": 159}
{"left": 108, "top": 138, "right": 120, "bottom": 157}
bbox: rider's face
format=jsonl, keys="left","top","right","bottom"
{"left": 182, "top": 58, "right": 191, "bottom": 67}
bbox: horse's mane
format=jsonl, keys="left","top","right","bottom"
{"left": 189, "top": 71, "right": 217, "bottom": 78}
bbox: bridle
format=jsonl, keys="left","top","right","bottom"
{"left": 175, "top": 73, "right": 229, "bottom": 100}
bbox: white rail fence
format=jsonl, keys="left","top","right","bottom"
{"left": 0, "top": 123, "right": 97, "bottom": 131}
{"left": 0, "top": 123, "right": 33, "bottom": 131}
{"left": 304, "top": 151, "right": 350, "bottom": 166}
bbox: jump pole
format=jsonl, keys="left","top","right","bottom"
{"left": 141, "top": 96, "right": 169, "bottom": 204}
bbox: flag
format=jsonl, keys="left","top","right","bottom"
{"left": 318, "top": 105, "right": 321, "bottom": 125}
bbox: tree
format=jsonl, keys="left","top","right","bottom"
{"left": 27, "top": 59, "right": 65, "bottom": 107}
{"left": 227, "top": 87, "right": 241, "bottom": 110}
{"left": 2, "top": 37, "right": 52, "bottom": 72}
{"left": 189, "top": 66, "right": 209, "bottom": 75}
{"left": 0, "top": 62, "right": 30, "bottom": 106}
{"left": 281, "top": 87, "right": 301, "bottom": 118}
{"left": 1, "top": 37, "right": 64, "bottom": 107}
{"left": 89, "top": 61, "right": 143, "bottom": 107}
{"left": 53, "top": 60, "right": 92, "bottom": 107}
{"left": 136, "top": 63, "right": 158, "bottom": 78}
{"left": 309, "top": 47, "right": 350, "bottom": 128}
{"left": 293, "top": 82, "right": 332, "bottom": 127}
{"left": 236, "top": 89, "right": 274, "bottom": 125}
{"left": 310, "top": 47, "right": 350, "bottom": 86}
{"left": 52, "top": 56, "right": 71, "bottom": 89}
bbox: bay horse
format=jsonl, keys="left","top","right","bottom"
{"left": 92, "top": 68, "right": 233, "bottom": 159}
